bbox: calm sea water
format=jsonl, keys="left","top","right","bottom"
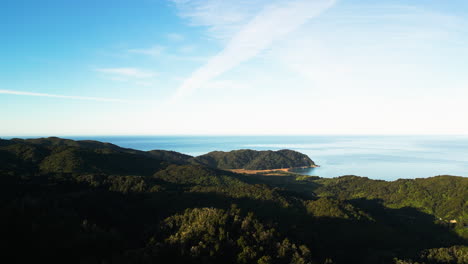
{"left": 64, "top": 135, "right": 468, "bottom": 181}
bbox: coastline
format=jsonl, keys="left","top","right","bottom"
{"left": 227, "top": 165, "right": 319, "bottom": 175}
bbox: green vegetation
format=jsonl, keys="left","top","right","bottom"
{"left": 394, "top": 245, "right": 468, "bottom": 264}
{"left": 134, "top": 206, "right": 313, "bottom": 264}
{"left": 148, "top": 149, "right": 193, "bottom": 164}
{"left": 314, "top": 175, "right": 468, "bottom": 225}
{"left": 0, "top": 137, "right": 466, "bottom": 264}
{"left": 192, "top": 149, "right": 316, "bottom": 170}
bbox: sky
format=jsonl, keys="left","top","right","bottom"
{"left": 1, "top": 0, "right": 468, "bottom": 136}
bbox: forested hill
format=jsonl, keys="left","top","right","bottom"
{"left": 192, "top": 149, "right": 316, "bottom": 170}
{"left": 2, "top": 137, "right": 317, "bottom": 170}
{"left": 0, "top": 137, "right": 168, "bottom": 176}
{"left": 312, "top": 175, "right": 468, "bottom": 221}
{"left": 0, "top": 137, "right": 467, "bottom": 264}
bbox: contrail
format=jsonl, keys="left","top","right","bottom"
{"left": 0, "top": 89, "right": 130, "bottom": 103}
{"left": 171, "top": 0, "right": 336, "bottom": 102}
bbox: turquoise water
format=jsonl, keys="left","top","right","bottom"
{"left": 66, "top": 135, "right": 468, "bottom": 181}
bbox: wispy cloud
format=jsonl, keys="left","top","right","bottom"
{"left": 95, "top": 67, "right": 157, "bottom": 78}
{"left": 172, "top": 0, "right": 271, "bottom": 40}
{"left": 171, "top": 0, "right": 336, "bottom": 101}
{"left": 0, "top": 89, "right": 130, "bottom": 102}
{"left": 128, "top": 45, "right": 165, "bottom": 57}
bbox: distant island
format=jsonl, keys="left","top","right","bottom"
{"left": 0, "top": 137, "right": 466, "bottom": 264}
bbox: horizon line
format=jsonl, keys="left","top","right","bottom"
{"left": 2, "top": 133, "right": 468, "bottom": 139}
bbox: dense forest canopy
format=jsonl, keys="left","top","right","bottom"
{"left": 0, "top": 137, "right": 466, "bottom": 264}
{"left": 2, "top": 137, "right": 316, "bottom": 171}
{"left": 192, "top": 149, "right": 316, "bottom": 170}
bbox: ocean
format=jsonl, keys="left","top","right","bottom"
{"left": 62, "top": 135, "right": 468, "bottom": 181}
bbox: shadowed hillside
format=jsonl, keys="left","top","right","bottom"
{"left": 0, "top": 137, "right": 466, "bottom": 264}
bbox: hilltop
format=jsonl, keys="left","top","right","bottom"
{"left": 191, "top": 149, "right": 316, "bottom": 170}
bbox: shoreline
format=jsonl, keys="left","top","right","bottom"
{"left": 227, "top": 165, "right": 319, "bottom": 175}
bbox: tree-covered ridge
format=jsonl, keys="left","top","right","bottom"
{"left": 148, "top": 149, "right": 193, "bottom": 164}
{"left": 192, "top": 149, "right": 316, "bottom": 170}
{"left": 0, "top": 137, "right": 467, "bottom": 264}
{"left": 394, "top": 245, "right": 468, "bottom": 264}
{"left": 3, "top": 137, "right": 317, "bottom": 171}
{"left": 11, "top": 136, "right": 129, "bottom": 151}
{"left": 248, "top": 173, "right": 467, "bottom": 239}
{"left": 0, "top": 138, "right": 168, "bottom": 176}
{"left": 139, "top": 206, "right": 313, "bottom": 264}
{"left": 314, "top": 175, "right": 468, "bottom": 226}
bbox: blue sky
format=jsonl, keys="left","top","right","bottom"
{"left": 1, "top": 0, "right": 467, "bottom": 136}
